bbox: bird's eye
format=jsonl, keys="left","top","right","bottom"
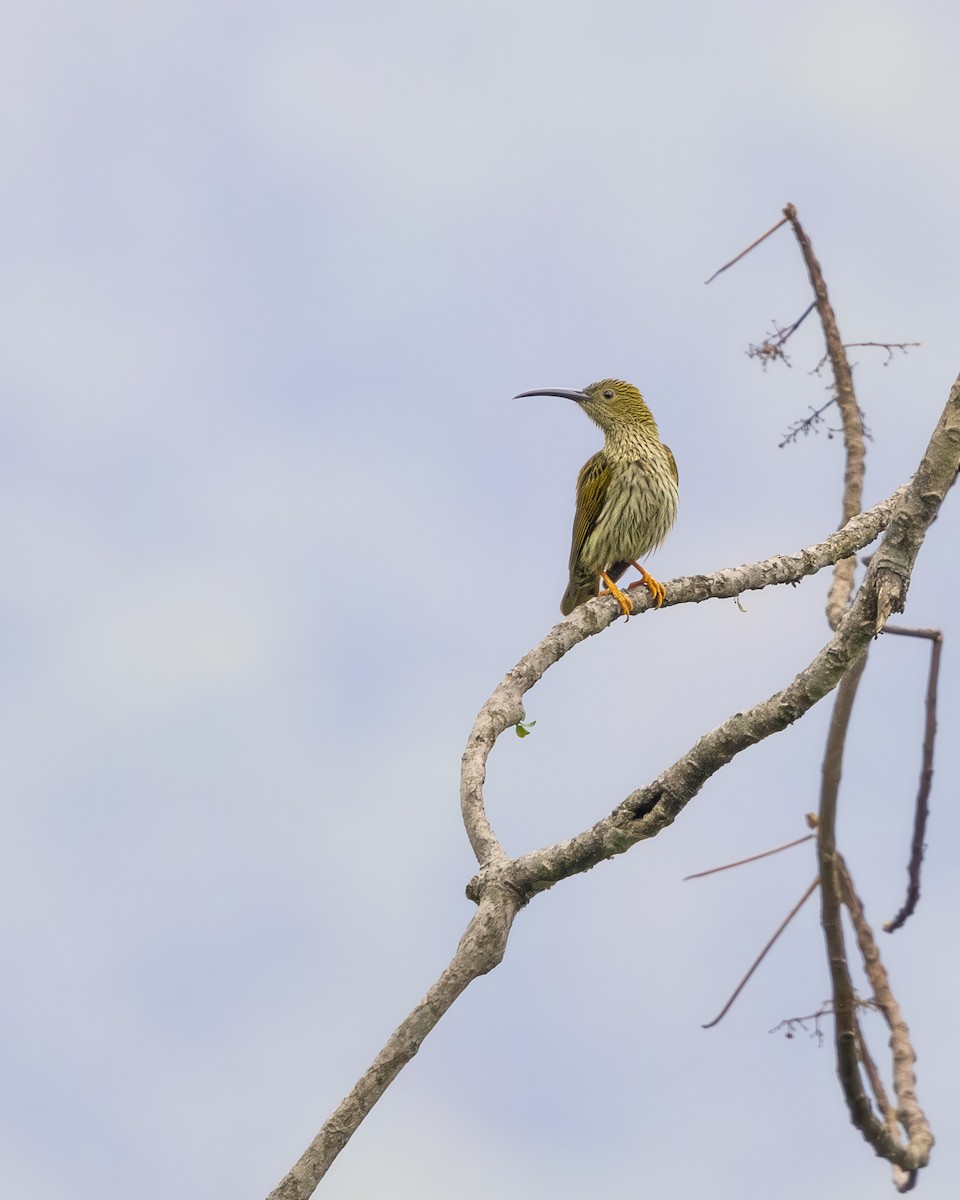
{"left": 602, "top": 389, "right": 614, "bottom": 400}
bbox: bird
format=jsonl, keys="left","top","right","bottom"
{"left": 515, "top": 379, "right": 678, "bottom": 618}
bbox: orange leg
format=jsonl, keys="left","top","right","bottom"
{"left": 626, "top": 560, "right": 667, "bottom": 608}
{"left": 599, "top": 571, "right": 635, "bottom": 619}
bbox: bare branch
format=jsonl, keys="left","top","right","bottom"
{"left": 882, "top": 626, "right": 943, "bottom": 933}
{"left": 770, "top": 1005, "right": 833, "bottom": 1044}
{"left": 786, "top": 207, "right": 939, "bottom": 1182}
{"left": 779, "top": 397, "right": 845, "bottom": 448}
{"left": 854, "top": 1018, "right": 916, "bottom": 1193}
{"left": 683, "top": 833, "right": 814, "bottom": 880}
{"left": 268, "top": 373, "right": 960, "bottom": 1199}
{"left": 840, "top": 857, "right": 934, "bottom": 1181}
{"left": 783, "top": 204, "right": 866, "bottom": 628}
{"left": 462, "top": 488, "right": 906, "bottom": 873}
{"left": 817, "top": 655, "right": 878, "bottom": 1149}
{"left": 703, "top": 213, "right": 790, "bottom": 284}
{"left": 505, "top": 372, "right": 959, "bottom": 896}
{"left": 267, "top": 883, "right": 524, "bottom": 1200}
{"left": 815, "top": 647, "right": 934, "bottom": 1176}
{"left": 813, "top": 342, "right": 921, "bottom": 374}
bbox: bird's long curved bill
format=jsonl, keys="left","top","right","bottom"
{"left": 513, "top": 388, "right": 589, "bottom": 402}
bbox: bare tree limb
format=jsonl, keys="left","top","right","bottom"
{"left": 811, "top": 368, "right": 956, "bottom": 1179}
{"left": 816, "top": 656, "right": 886, "bottom": 1153}
{"left": 812, "top": 523, "right": 939, "bottom": 1180}
{"left": 782, "top": 202, "right": 943, "bottom": 1184}
{"left": 268, "top": 375, "right": 960, "bottom": 1200}
{"left": 267, "top": 884, "right": 523, "bottom": 1200}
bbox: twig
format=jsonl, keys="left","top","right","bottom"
{"left": 746, "top": 305, "right": 817, "bottom": 369}
{"left": 769, "top": 1005, "right": 832, "bottom": 1044}
{"left": 701, "top": 878, "right": 819, "bottom": 1029}
{"left": 703, "top": 214, "right": 790, "bottom": 284}
{"left": 778, "top": 397, "right": 843, "bottom": 448}
{"left": 683, "top": 833, "right": 814, "bottom": 880}
{"left": 812, "top": 341, "right": 921, "bottom": 374}
{"left": 882, "top": 626, "right": 943, "bottom": 933}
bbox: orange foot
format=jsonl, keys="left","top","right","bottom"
{"left": 599, "top": 571, "right": 634, "bottom": 619}
{"left": 627, "top": 560, "right": 667, "bottom": 608}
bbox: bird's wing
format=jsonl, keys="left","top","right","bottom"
{"left": 663, "top": 444, "right": 679, "bottom": 485}
{"left": 568, "top": 450, "right": 609, "bottom": 574}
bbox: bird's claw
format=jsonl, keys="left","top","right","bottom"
{"left": 627, "top": 562, "right": 667, "bottom": 608}
{"left": 599, "top": 573, "right": 635, "bottom": 619}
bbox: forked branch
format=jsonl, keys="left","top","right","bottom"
{"left": 268, "top": 374, "right": 960, "bottom": 1200}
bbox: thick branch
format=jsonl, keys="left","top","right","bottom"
{"left": 461, "top": 489, "right": 906, "bottom": 867}
{"left": 267, "top": 880, "right": 523, "bottom": 1200}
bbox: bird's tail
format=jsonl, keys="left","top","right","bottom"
{"left": 560, "top": 574, "right": 596, "bottom": 615}
{"left": 561, "top": 561, "right": 629, "bottom": 615}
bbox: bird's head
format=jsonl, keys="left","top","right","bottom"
{"left": 514, "top": 378, "right": 654, "bottom": 435}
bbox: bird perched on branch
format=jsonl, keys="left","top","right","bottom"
{"left": 515, "top": 379, "right": 678, "bottom": 618}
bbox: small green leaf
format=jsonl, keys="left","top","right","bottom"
{"left": 515, "top": 719, "right": 537, "bottom": 738}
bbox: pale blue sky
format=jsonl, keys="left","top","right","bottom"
{"left": 2, "top": 2, "right": 959, "bottom": 1197}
